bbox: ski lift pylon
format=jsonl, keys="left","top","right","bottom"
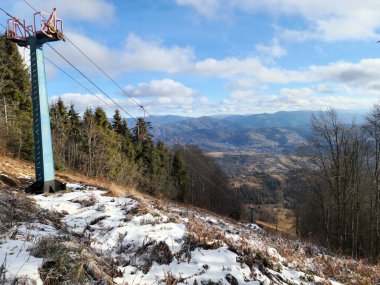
{"left": 4, "top": 8, "right": 66, "bottom": 194}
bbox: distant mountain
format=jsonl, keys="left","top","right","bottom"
{"left": 218, "top": 110, "right": 367, "bottom": 129}
{"left": 221, "top": 111, "right": 314, "bottom": 129}
{"left": 125, "top": 115, "right": 190, "bottom": 128}
{"left": 145, "top": 110, "right": 368, "bottom": 153}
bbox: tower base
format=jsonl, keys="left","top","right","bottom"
{"left": 26, "top": 180, "right": 66, "bottom": 194}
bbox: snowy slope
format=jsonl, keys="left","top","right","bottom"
{"left": 0, "top": 182, "right": 345, "bottom": 285}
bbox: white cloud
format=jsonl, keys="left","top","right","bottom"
{"left": 223, "top": 58, "right": 380, "bottom": 93}
{"left": 176, "top": 0, "right": 221, "bottom": 18}
{"left": 121, "top": 34, "right": 195, "bottom": 73}
{"left": 199, "top": 96, "right": 211, "bottom": 105}
{"left": 310, "top": 59, "right": 380, "bottom": 84}
{"left": 157, "top": 97, "right": 173, "bottom": 104}
{"left": 125, "top": 79, "right": 196, "bottom": 98}
{"left": 217, "top": 91, "right": 378, "bottom": 115}
{"left": 255, "top": 41, "right": 287, "bottom": 58}
{"left": 47, "top": 33, "right": 195, "bottom": 76}
{"left": 44, "top": 31, "right": 302, "bottom": 84}
{"left": 230, "top": 90, "right": 256, "bottom": 99}
{"left": 45, "top": 29, "right": 380, "bottom": 116}
{"left": 176, "top": 0, "right": 380, "bottom": 42}
{"left": 50, "top": 93, "right": 108, "bottom": 112}
{"left": 49, "top": 93, "right": 139, "bottom": 116}
{"left": 191, "top": 57, "right": 309, "bottom": 84}
{"left": 280, "top": 87, "right": 313, "bottom": 97}
{"left": 125, "top": 79, "right": 197, "bottom": 110}
{"left": 314, "top": 84, "right": 337, "bottom": 94}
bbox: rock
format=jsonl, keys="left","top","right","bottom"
{"left": 225, "top": 274, "right": 238, "bottom": 285}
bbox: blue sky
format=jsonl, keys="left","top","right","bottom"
{"left": 1, "top": 0, "right": 380, "bottom": 117}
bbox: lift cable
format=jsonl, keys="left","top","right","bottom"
{"left": 0, "top": 22, "right": 6, "bottom": 33}
{"left": 47, "top": 43, "right": 137, "bottom": 123}
{"left": 46, "top": 46, "right": 224, "bottom": 188}
{"left": 0, "top": 7, "right": 14, "bottom": 18}
{"left": 44, "top": 56, "right": 115, "bottom": 110}
{"left": 22, "top": 0, "right": 153, "bottom": 120}
{"left": 48, "top": 50, "right": 221, "bottom": 187}
{"left": 47, "top": 44, "right": 222, "bottom": 186}
{"left": 44, "top": 56, "right": 134, "bottom": 130}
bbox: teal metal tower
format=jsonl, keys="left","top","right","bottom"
{"left": 6, "top": 9, "right": 65, "bottom": 194}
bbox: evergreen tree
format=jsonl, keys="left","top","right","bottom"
{"left": 133, "top": 118, "right": 153, "bottom": 143}
{"left": 112, "top": 109, "right": 134, "bottom": 159}
{"left": 151, "top": 140, "right": 173, "bottom": 195}
{"left": 133, "top": 118, "right": 154, "bottom": 165}
{"left": 112, "top": 109, "right": 123, "bottom": 133}
{"left": 50, "top": 98, "right": 70, "bottom": 169}
{"left": 83, "top": 108, "right": 95, "bottom": 125}
{"left": 66, "top": 104, "right": 81, "bottom": 169}
{"left": 94, "top": 107, "right": 110, "bottom": 129}
{"left": 68, "top": 104, "right": 80, "bottom": 127}
{"left": 0, "top": 37, "right": 31, "bottom": 114}
{"left": 0, "top": 36, "right": 33, "bottom": 159}
{"left": 50, "top": 97, "right": 68, "bottom": 129}
{"left": 172, "top": 150, "right": 190, "bottom": 202}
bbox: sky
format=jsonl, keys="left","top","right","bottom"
{"left": 1, "top": 0, "right": 380, "bottom": 118}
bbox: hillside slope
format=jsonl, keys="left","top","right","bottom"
{"left": 0, "top": 156, "right": 378, "bottom": 284}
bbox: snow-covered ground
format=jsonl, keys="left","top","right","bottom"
{"left": 0, "top": 182, "right": 346, "bottom": 285}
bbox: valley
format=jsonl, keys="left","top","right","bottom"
{"left": 146, "top": 110, "right": 367, "bottom": 236}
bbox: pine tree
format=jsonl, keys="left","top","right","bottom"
{"left": 68, "top": 104, "right": 80, "bottom": 127}
{"left": 66, "top": 104, "right": 81, "bottom": 169}
{"left": 0, "top": 37, "right": 31, "bottom": 114}
{"left": 133, "top": 118, "right": 153, "bottom": 143}
{"left": 50, "top": 98, "right": 68, "bottom": 129}
{"left": 0, "top": 36, "right": 33, "bottom": 159}
{"left": 172, "top": 150, "right": 190, "bottom": 202}
{"left": 50, "top": 98, "right": 70, "bottom": 169}
{"left": 94, "top": 107, "right": 110, "bottom": 129}
{"left": 112, "top": 109, "right": 123, "bottom": 132}
{"left": 112, "top": 109, "right": 134, "bottom": 159}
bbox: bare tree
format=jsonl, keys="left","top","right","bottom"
{"left": 363, "top": 105, "right": 380, "bottom": 259}
{"left": 300, "top": 109, "right": 369, "bottom": 256}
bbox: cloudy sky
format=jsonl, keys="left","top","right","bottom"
{"left": 1, "top": 0, "right": 380, "bottom": 117}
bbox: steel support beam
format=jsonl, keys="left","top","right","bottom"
{"left": 26, "top": 38, "right": 65, "bottom": 194}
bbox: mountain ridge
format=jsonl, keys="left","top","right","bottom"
{"left": 124, "top": 110, "right": 368, "bottom": 153}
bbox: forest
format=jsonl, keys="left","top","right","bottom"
{"left": 0, "top": 37, "right": 242, "bottom": 220}
{"left": 285, "top": 109, "right": 380, "bottom": 261}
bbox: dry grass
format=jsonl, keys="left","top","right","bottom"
{"left": 0, "top": 155, "right": 34, "bottom": 178}
{"left": 31, "top": 237, "right": 121, "bottom": 285}
{"left": 266, "top": 235, "right": 380, "bottom": 285}
{"left": 0, "top": 189, "right": 38, "bottom": 234}
{"left": 245, "top": 204, "right": 296, "bottom": 236}
{"left": 0, "top": 187, "right": 64, "bottom": 236}
{"left": 0, "top": 154, "right": 148, "bottom": 201}
{"left": 125, "top": 239, "right": 174, "bottom": 274}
